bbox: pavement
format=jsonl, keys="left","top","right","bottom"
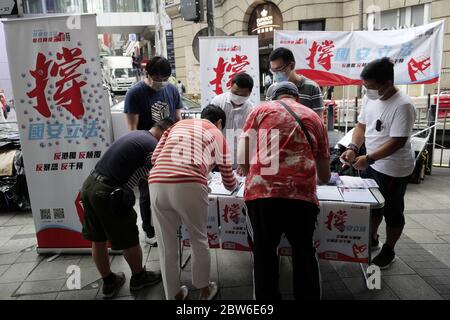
{"left": 1, "top": 167, "right": 450, "bottom": 300}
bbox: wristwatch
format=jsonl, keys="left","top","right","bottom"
{"left": 347, "top": 143, "right": 359, "bottom": 154}
{"left": 366, "top": 154, "right": 375, "bottom": 165}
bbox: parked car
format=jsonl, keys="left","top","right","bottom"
{"left": 110, "top": 96, "right": 200, "bottom": 141}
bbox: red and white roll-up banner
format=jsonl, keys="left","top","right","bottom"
{"left": 274, "top": 20, "right": 444, "bottom": 86}
{"left": 199, "top": 36, "right": 260, "bottom": 108}
{"left": 3, "top": 15, "right": 113, "bottom": 251}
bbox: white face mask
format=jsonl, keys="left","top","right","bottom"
{"left": 365, "top": 88, "right": 382, "bottom": 100}
{"left": 272, "top": 71, "right": 289, "bottom": 83}
{"left": 230, "top": 92, "right": 249, "bottom": 107}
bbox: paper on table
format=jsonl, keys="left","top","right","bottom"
{"left": 339, "top": 176, "right": 366, "bottom": 188}
{"left": 236, "top": 183, "right": 245, "bottom": 198}
{"left": 317, "top": 186, "right": 344, "bottom": 201}
{"left": 339, "top": 188, "right": 378, "bottom": 204}
{"left": 336, "top": 128, "right": 355, "bottom": 148}
{"left": 338, "top": 176, "right": 380, "bottom": 189}
{"left": 363, "top": 178, "right": 379, "bottom": 188}
{"left": 209, "top": 179, "right": 235, "bottom": 195}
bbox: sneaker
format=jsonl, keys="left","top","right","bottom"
{"left": 130, "top": 267, "right": 162, "bottom": 291}
{"left": 372, "top": 244, "right": 396, "bottom": 270}
{"left": 102, "top": 272, "right": 125, "bottom": 299}
{"left": 199, "top": 282, "right": 218, "bottom": 300}
{"left": 175, "top": 285, "right": 189, "bottom": 300}
{"left": 371, "top": 234, "right": 382, "bottom": 251}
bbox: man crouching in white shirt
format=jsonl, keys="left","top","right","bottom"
{"left": 211, "top": 73, "right": 254, "bottom": 172}
{"left": 341, "top": 57, "right": 416, "bottom": 270}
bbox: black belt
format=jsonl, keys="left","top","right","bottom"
{"left": 91, "top": 170, "right": 119, "bottom": 188}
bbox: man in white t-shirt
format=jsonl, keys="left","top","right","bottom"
{"left": 341, "top": 58, "right": 416, "bottom": 270}
{"left": 211, "top": 73, "right": 254, "bottom": 168}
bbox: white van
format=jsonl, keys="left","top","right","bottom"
{"left": 102, "top": 56, "right": 138, "bottom": 93}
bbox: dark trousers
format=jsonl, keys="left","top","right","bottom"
{"left": 246, "top": 198, "right": 320, "bottom": 300}
{"left": 363, "top": 166, "right": 410, "bottom": 228}
{"left": 138, "top": 179, "right": 154, "bottom": 237}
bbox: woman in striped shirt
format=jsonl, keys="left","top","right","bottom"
{"left": 149, "top": 105, "right": 238, "bottom": 300}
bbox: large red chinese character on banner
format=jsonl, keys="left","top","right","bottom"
{"left": 352, "top": 243, "right": 367, "bottom": 258}
{"left": 222, "top": 203, "right": 240, "bottom": 224}
{"left": 306, "top": 40, "right": 335, "bottom": 71}
{"left": 27, "top": 47, "right": 87, "bottom": 119}
{"left": 325, "top": 210, "right": 347, "bottom": 232}
{"left": 408, "top": 56, "right": 431, "bottom": 82}
{"left": 209, "top": 54, "right": 250, "bottom": 95}
{"left": 27, "top": 53, "right": 53, "bottom": 117}
{"left": 207, "top": 232, "right": 218, "bottom": 243}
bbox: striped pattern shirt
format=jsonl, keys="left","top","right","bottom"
{"left": 149, "top": 119, "right": 238, "bottom": 190}
{"left": 266, "top": 76, "right": 324, "bottom": 112}
{"left": 297, "top": 76, "right": 324, "bottom": 112}
{"left": 124, "top": 152, "right": 153, "bottom": 190}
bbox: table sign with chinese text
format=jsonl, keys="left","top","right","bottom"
{"left": 218, "top": 197, "right": 252, "bottom": 252}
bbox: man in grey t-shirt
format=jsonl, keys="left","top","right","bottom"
{"left": 266, "top": 47, "right": 324, "bottom": 119}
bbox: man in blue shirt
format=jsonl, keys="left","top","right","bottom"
{"left": 124, "top": 56, "right": 183, "bottom": 244}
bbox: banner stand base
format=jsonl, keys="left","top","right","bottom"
{"left": 36, "top": 247, "right": 123, "bottom": 255}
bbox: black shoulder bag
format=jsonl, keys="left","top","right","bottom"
{"left": 277, "top": 100, "right": 315, "bottom": 155}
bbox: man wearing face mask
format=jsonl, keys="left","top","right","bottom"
{"left": 267, "top": 47, "right": 324, "bottom": 119}
{"left": 124, "top": 56, "right": 183, "bottom": 245}
{"left": 340, "top": 58, "right": 416, "bottom": 270}
{"left": 211, "top": 73, "right": 254, "bottom": 168}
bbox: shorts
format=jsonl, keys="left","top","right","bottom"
{"left": 81, "top": 174, "right": 139, "bottom": 251}
{"left": 363, "top": 166, "right": 410, "bottom": 228}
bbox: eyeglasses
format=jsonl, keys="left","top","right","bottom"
{"left": 269, "top": 64, "right": 289, "bottom": 74}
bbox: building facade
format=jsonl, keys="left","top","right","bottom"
{"left": 21, "top": 0, "right": 166, "bottom": 63}
{"left": 166, "top": 0, "right": 450, "bottom": 98}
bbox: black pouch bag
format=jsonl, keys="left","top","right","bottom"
{"left": 110, "top": 187, "right": 136, "bottom": 215}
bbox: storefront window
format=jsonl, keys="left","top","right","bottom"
{"left": 24, "top": 0, "right": 44, "bottom": 13}
{"left": 380, "top": 9, "right": 397, "bottom": 29}
{"left": 142, "top": 0, "right": 155, "bottom": 12}
{"left": 399, "top": 7, "right": 406, "bottom": 27}
{"left": 299, "top": 20, "right": 325, "bottom": 31}
{"left": 44, "top": 0, "right": 83, "bottom": 13}
{"left": 83, "top": 0, "right": 103, "bottom": 13}
{"left": 103, "top": 0, "right": 140, "bottom": 12}
{"left": 411, "top": 5, "right": 425, "bottom": 27}
{"left": 371, "top": 4, "right": 428, "bottom": 30}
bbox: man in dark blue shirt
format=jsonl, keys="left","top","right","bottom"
{"left": 124, "top": 56, "right": 183, "bottom": 244}
{"left": 81, "top": 118, "right": 174, "bottom": 299}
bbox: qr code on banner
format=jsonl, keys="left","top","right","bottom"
{"left": 40, "top": 209, "right": 51, "bottom": 221}
{"left": 53, "top": 208, "right": 65, "bottom": 220}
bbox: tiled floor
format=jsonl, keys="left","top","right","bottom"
{"left": 0, "top": 168, "right": 450, "bottom": 300}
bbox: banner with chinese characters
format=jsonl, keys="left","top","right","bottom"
{"left": 317, "top": 202, "right": 370, "bottom": 264}
{"left": 218, "top": 197, "right": 251, "bottom": 252}
{"left": 181, "top": 197, "right": 220, "bottom": 249}
{"left": 3, "top": 15, "right": 113, "bottom": 250}
{"left": 199, "top": 36, "right": 260, "bottom": 108}
{"left": 274, "top": 20, "right": 444, "bottom": 86}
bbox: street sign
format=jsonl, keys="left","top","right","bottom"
{"left": 180, "top": 0, "right": 203, "bottom": 23}
{"left": 0, "top": 0, "right": 17, "bottom": 16}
